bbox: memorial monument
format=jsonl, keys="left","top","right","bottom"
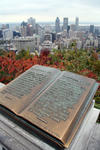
{"left": 0, "top": 65, "right": 99, "bottom": 149}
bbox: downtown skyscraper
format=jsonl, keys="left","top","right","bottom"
{"left": 63, "top": 18, "right": 68, "bottom": 31}
{"left": 55, "top": 17, "right": 60, "bottom": 33}
{"left": 75, "top": 17, "right": 79, "bottom": 30}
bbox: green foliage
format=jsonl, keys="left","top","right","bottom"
{"left": 0, "top": 49, "right": 7, "bottom": 56}
{"left": 95, "top": 103, "right": 100, "bottom": 110}
{"left": 16, "top": 49, "right": 33, "bottom": 60}
{"left": 95, "top": 97, "right": 100, "bottom": 104}
{"left": 93, "top": 61, "right": 100, "bottom": 74}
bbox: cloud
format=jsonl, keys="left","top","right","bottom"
{"left": 0, "top": 0, "right": 100, "bottom": 22}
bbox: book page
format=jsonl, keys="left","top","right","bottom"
{"left": 0, "top": 65, "right": 61, "bottom": 114}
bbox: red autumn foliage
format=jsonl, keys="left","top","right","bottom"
{"left": 0, "top": 51, "right": 100, "bottom": 86}
{"left": 40, "top": 49, "right": 50, "bottom": 57}
{"left": 80, "top": 69, "right": 98, "bottom": 80}
{"left": 0, "top": 50, "right": 57, "bottom": 83}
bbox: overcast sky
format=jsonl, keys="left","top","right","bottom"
{"left": 0, "top": 0, "right": 100, "bottom": 23}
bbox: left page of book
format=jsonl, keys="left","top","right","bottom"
{"left": 0, "top": 65, "right": 61, "bottom": 114}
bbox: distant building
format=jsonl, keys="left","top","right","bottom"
{"left": 94, "top": 39, "right": 98, "bottom": 48}
{"left": 95, "top": 29, "right": 99, "bottom": 36}
{"left": 13, "top": 36, "right": 40, "bottom": 52}
{"left": 62, "top": 30, "right": 67, "bottom": 38}
{"left": 41, "top": 40, "right": 52, "bottom": 50}
{"left": 27, "top": 24, "right": 34, "bottom": 36}
{"left": 20, "top": 21, "right": 27, "bottom": 37}
{"left": 0, "top": 30, "right": 3, "bottom": 39}
{"left": 35, "top": 24, "right": 44, "bottom": 43}
{"left": 44, "top": 32, "right": 52, "bottom": 41}
{"left": 67, "top": 25, "right": 70, "bottom": 32}
{"left": 90, "top": 25, "right": 94, "bottom": 33}
{"left": 63, "top": 18, "right": 68, "bottom": 31}
{"left": 75, "top": 17, "right": 79, "bottom": 30}
{"left": 98, "top": 35, "right": 100, "bottom": 48}
{"left": 55, "top": 17, "right": 60, "bottom": 33}
{"left": 27, "top": 17, "right": 36, "bottom": 28}
{"left": 2, "top": 29, "right": 13, "bottom": 40}
{"left": 6, "top": 24, "right": 9, "bottom": 29}
{"left": 70, "top": 24, "right": 76, "bottom": 31}
{"left": 51, "top": 33, "right": 56, "bottom": 43}
{"left": 1, "top": 24, "right": 9, "bottom": 29}
{"left": 56, "top": 33, "right": 62, "bottom": 41}
{"left": 27, "top": 17, "right": 36, "bottom": 33}
{"left": 13, "top": 31, "right": 21, "bottom": 38}
{"left": 44, "top": 25, "right": 52, "bottom": 33}
{"left": 77, "top": 40, "right": 82, "bottom": 49}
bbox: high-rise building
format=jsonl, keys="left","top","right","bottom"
{"left": 51, "top": 33, "right": 56, "bottom": 43}
{"left": 27, "top": 17, "right": 36, "bottom": 33}
{"left": 55, "top": 17, "right": 60, "bottom": 33}
{"left": 20, "top": 21, "right": 27, "bottom": 37}
{"left": 63, "top": 18, "right": 68, "bottom": 31}
{"left": 27, "top": 24, "right": 34, "bottom": 36}
{"left": 27, "top": 17, "right": 36, "bottom": 27}
{"left": 75, "top": 17, "right": 79, "bottom": 30}
{"left": 90, "top": 25, "right": 94, "bottom": 33}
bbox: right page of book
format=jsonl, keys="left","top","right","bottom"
{"left": 20, "top": 71, "right": 98, "bottom": 146}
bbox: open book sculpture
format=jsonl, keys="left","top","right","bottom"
{"left": 0, "top": 65, "right": 99, "bottom": 149}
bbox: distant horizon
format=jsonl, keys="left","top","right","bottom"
{"left": 1, "top": 21, "right": 100, "bottom": 26}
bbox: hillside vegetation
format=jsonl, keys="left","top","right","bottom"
{"left": 0, "top": 49, "right": 100, "bottom": 109}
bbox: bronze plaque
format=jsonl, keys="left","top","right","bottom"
{"left": 0, "top": 65, "right": 98, "bottom": 148}
{"left": 20, "top": 71, "right": 98, "bottom": 147}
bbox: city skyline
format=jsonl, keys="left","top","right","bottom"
{"left": 0, "top": 0, "right": 100, "bottom": 23}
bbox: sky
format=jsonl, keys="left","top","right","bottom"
{"left": 0, "top": 0, "right": 100, "bottom": 23}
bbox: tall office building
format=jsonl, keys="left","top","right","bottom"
{"left": 63, "top": 18, "right": 68, "bottom": 31}
{"left": 90, "top": 25, "right": 94, "bottom": 33}
{"left": 55, "top": 17, "right": 60, "bottom": 33}
{"left": 20, "top": 21, "right": 27, "bottom": 37}
{"left": 75, "top": 17, "right": 79, "bottom": 30}
{"left": 27, "top": 17, "right": 36, "bottom": 27}
{"left": 27, "top": 17, "right": 36, "bottom": 33}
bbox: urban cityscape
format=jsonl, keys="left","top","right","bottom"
{"left": 0, "top": 17, "right": 100, "bottom": 53}
{"left": 0, "top": 1, "right": 100, "bottom": 149}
